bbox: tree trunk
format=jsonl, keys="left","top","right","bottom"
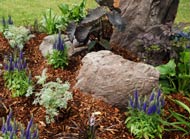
{"left": 110, "top": 0, "right": 179, "bottom": 65}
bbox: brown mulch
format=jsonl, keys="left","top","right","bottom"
{"left": 0, "top": 32, "right": 190, "bottom": 139}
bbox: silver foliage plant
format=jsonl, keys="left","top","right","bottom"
{"left": 3, "top": 25, "right": 34, "bottom": 50}
{"left": 26, "top": 68, "right": 73, "bottom": 124}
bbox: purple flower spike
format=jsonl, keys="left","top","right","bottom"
{"left": 142, "top": 102, "right": 147, "bottom": 112}
{"left": 129, "top": 96, "right": 134, "bottom": 108}
{"left": 157, "top": 90, "right": 161, "bottom": 100}
{"left": 6, "top": 110, "right": 13, "bottom": 130}
{"left": 19, "top": 51, "right": 23, "bottom": 60}
{"left": 149, "top": 92, "right": 155, "bottom": 102}
{"left": 2, "top": 16, "right": 6, "bottom": 27}
{"left": 53, "top": 31, "right": 65, "bottom": 51}
{"left": 147, "top": 103, "right": 157, "bottom": 115}
{"left": 134, "top": 90, "right": 139, "bottom": 109}
{"left": 32, "top": 129, "right": 38, "bottom": 138}
{"left": 25, "top": 118, "right": 33, "bottom": 139}
{"left": 8, "top": 15, "right": 13, "bottom": 25}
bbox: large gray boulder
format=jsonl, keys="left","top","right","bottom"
{"left": 74, "top": 51, "right": 160, "bottom": 109}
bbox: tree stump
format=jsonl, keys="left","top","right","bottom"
{"left": 110, "top": 0, "right": 179, "bottom": 65}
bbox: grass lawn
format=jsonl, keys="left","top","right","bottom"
{"left": 0, "top": 0, "right": 189, "bottom": 26}
{"left": 175, "top": 0, "right": 190, "bottom": 23}
{"left": 0, "top": 0, "right": 96, "bottom": 26}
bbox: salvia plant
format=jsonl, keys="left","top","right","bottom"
{"left": 27, "top": 68, "right": 73, "bottom": 124}
{"left": 3, "top": 50, "right": 32, "bottom": 97}
{"left": 47, "top": 31, "right": 68, "bottom": 69}
{"left": 1, "top": 110, "right": 38, "bottom": 139}
{"left": 3, "top": 25, "right": 33, "bottom": 50}
{"left": 125, "top": 90, "right": 165, "bottom": 139}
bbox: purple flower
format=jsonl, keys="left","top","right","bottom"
{"left": 32, "top": 130, "right": 38, "bottom": 138}
{"left": 8, "top": 15, "right": 13, "bottom": 25}
{"left": 19, "top": 51, "right": 23, "bottom": 60}
{"left": 147, "top": 103, "right": 157, "bottom": 115}
{"left": 134, "top": 90, "right": 139, "bottom": 109}
{"left": 142, "top": 102, "right": 147, "bottom": 112}
{"left": 129, "top": 96, "right": 134, "bottom": 108}
{"left": 53, "top": 31, "right": 65, "bottom": 51}
{"left": 25, "top": 118, "right": 33, "bottom": 139}
{"left": 2, "top": 16, "right": 6, "bottom": 27}
{"left": 149, "top": 92, "right": 155, "bottom": 102}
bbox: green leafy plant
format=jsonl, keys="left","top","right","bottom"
{"left": 40, "top": 8, "right": 60, "bottom": 34}
{"left": 125, "top": 90, "right": 165, "bottom": 139}
{"left": 31, "top": 68, "right": 72, "bottom": 124}
{"left": 58, "top": 0, "right": 87, "bottom": 24}
{"left": 47, "top": 31, "right": 68, "bottom": 69}
{"left": 3, "top": 51, "right": 32, "bottom": 97}
{"left": 168, "top": 98, "right": 190, "bottom": 135}
{"left": 1, "top": 109, "right": 38, "bottom": 139}
{"left": 3, "top": 25, "right": 33, "bottom": 50}
{"left": 156, "top": 49, "right": 190, "bottom": 94}
{"left": 66, "top": 0, "right": 124, "bottom": 51}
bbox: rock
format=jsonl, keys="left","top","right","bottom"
{"left": 74, "top": 51, "right": 160, "bottom": 109}
{"left": 39, "top": 35, "right": 56, "bottom": 57}
{"left": 110, "top": 0, "right": 179, "bottom": 66}
{"left": 39, "top": 35, "right": 87, "bottom": 58}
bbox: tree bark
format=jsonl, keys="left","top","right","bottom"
{"left": 110, "top": 0, "right": 179, "bottom": 65}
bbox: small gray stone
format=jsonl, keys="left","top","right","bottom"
{"left": 39, "top": 35, "right": 87, "bottom": 58}
{"left": 74, "top": 50, "right": 160, "bottom": 109}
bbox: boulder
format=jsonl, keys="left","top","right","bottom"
{"left": 74, "top": 51, "right": 160, "bottom": 109}
{"left": 39, "top": 35, "right": 87, "bottom": 57}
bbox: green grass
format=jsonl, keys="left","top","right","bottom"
{"left": 0, "top": 0, "right": 96, "bottom": 26}
{"left": 0, "top": 0, "right": 189, "bottom": 26}
{"left": 175, "top": 0, "right": 190, "bottom": 23}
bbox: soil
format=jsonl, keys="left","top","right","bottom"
{"left": 0, "top": 32, "right": 190, "bottom": 139}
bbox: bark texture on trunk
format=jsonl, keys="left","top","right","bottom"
{"left": 110, "top": 0, "right": 179, "bottom": 65}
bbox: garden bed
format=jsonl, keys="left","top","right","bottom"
{"left": 0, "top": 32, "right": 190, "bottom": 139}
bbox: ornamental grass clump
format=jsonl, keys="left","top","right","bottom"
{"left": 1, "top": 110, "right": 38, "bottom": 139}
{"left": 3, "top": 50, "right": 32, "bottom": 97}
{"left": 125, "top": 90, "right": 165, "bottom": 139}
{"left": 47, "top": 31, "right": 68, "bottom": 69}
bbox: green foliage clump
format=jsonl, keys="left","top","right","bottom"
{"left": 40, "top": 0, "right": 87, "bottom": 34}
{"left": 3, "top": 25, "right": 33, "bottom": 50}
{"left": 32, "top": 68, "right": 73, "bottom": 124}
{"left": 156, "top": 49, "right": 190, "bottom": 94}
{"left": 58, "top": 0, "right": 87, "bottom": 23}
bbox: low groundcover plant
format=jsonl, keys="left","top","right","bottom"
{"left": 125, "top": 90, "right": 165, "bottom": 139}
{"left": 27, "top": 68, "right": 73, "bottom": 124}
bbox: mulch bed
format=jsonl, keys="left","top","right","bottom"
{"left": 0, "top": 32, "right": 190, "bottom": 139}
